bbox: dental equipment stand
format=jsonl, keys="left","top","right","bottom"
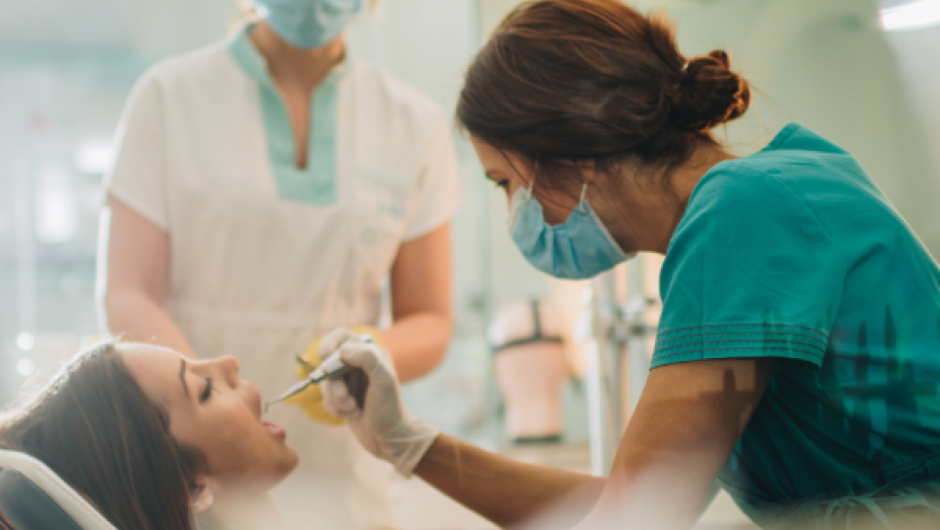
{"left": 584, "top": 258, "right": 657, "bottom": 476}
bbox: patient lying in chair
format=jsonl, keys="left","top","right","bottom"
{"left": 0, "top": 340, "right": 299, "bottom": 530}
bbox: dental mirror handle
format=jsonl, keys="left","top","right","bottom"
{"left": 336, "top": 333, "right": 373, "bottom": 409}
{"left": 340, "top": 367, "right": 369, "bottom": 410}
{"left": 312, "top": 350, "right": 368, "bottom": 410}
{"left": 265, "top": 332, "right": 374, "bottom": 411}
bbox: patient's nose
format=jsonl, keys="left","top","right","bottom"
{"left": 217, "top": 355, "right": 240, "bottom": 386}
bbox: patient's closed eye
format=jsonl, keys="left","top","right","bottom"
{"left": 201, "top": 377, "right": 213, "bottom": 403}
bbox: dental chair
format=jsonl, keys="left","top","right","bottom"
{"left": 0, "top": 450, "right": 118, "bottom": 530}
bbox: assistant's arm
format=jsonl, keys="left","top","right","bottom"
{"left": 378, "top": 222, "right": 453, "bottom": 382}
{"left": 99, "top": 195, "right": 196, "bottom": 357}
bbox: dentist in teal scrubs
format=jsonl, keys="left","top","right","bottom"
{"left": 98, "top": 0, "right": 461, "bottom": 527}
{"left": 315, "top": 1, "right": 940, "bottom": 529}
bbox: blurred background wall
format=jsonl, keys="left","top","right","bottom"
{"left": 1, "top": 0, "right": 939, "bottom": 454}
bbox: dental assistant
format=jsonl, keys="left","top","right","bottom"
{"left": 320, "top": 1, "right": 940, "bottom": 529}
{"left": 98, "top": 1, "right": 460, "bottom": 527}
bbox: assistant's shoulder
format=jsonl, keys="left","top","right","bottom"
{"left": 345, "top": 59, "right": 446, "bottom": 132}
{"left": 130, "top": 39, "right": 242, "bottom": 99}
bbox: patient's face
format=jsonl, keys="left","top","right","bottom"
{"left": 121, "top": 344, "right": 298, "bottom": 494}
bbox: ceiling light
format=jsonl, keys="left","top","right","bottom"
{"left": 881, "top": 0, "right": 940, "bottom": 31}
{"left": 74, "top": 140, "right": 115, "bottom": 174}
{"left": 17, "top": 358, "right": 35, "bottom": 377}
{"left": 16, "top": 333, "right": 35, "bottom": 351}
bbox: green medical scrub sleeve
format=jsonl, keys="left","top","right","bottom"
{"left": 646, "top": 123, "right": 940, "bottom": 526}
{"left": 653, "top": 163, "right": 846, "bottom": 372}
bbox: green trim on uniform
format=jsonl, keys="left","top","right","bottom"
{"left": 227, "top": 25, "right": 346, "bottom": 205}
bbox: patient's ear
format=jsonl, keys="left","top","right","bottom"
{"left": 190, "top": 477, "right": 215, "bottom": 513}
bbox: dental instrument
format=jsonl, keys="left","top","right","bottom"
{"left": 266, "top": 334, "right": 373, "bottom": 411}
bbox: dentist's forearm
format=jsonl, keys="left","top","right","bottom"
{"left": 378, "top": 312, "right": 452, "bottom": 382}
{"left": 413, "top": 434, "right": 605, "bottom": 528}
{"left": 104, "top": 289, "right": 196, "bottom": 358}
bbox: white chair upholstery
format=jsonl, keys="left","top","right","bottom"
{"left": 0, "top": 450, "right": 118, "bottom": 530}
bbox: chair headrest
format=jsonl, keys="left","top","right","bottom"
{"left": 0, "top": 450, "right": 119, "bottom": 530}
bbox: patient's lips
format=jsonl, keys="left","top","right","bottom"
{"left": 262, "top": 421, "right": 286, "bottom": 439}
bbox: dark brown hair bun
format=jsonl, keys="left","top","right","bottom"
{"left": 671, "top": 50, "right": 751, "bottom": 131}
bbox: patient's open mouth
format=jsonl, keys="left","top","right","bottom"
{"left": 262, "top": 421, "right": 285, "bottom": 438}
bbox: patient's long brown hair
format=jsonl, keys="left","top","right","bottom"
{"left": 0, "top": 341, "right": 206, "bottom": 530}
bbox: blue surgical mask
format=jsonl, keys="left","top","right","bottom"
{"left": 254, "top": 0, "right": 362, "bottom": 49}
{"left": 508, "top": 181, "right": 633, "bottom": 279}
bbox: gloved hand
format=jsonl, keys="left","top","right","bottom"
{"left": 318, "top": 328, "right": 440, "bottom": 478}
{"left": 284, "top": 325, "right": 381, "bottom": 426}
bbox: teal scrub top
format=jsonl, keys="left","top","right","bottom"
{"left": 652, "top": 123, "right": 940, "bottom": 526}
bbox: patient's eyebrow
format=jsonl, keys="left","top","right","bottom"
{"left": 180, "top": 359, "right": 189, "bottom": 398}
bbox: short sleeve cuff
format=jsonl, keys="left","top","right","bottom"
{"left": 402, "top": 186, "right": 462, "bottom": 241}
{"left": 651, "top": 323, "right": 828, "bottom": 372}
{"left": 107, "top": 184, "right": 169, "bottom": 231}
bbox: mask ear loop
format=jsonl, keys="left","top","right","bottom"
{"left": 527, "top": 155, "right": 540, "bottom": 194}
{"left": 577, "top": 182, "right": 590, "bottom": 214}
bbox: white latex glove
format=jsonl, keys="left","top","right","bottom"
{"left": 318, "top": 328, "right": 440, "bottom": 478}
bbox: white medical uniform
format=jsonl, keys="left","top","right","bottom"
{"left": 106, "top": 25, "right": 461, "bottom": 530}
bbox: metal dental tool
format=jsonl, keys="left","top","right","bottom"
{"left": 265, "top": 333, "right": 373, "bottom": 412}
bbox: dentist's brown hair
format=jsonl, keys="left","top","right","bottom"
{"left": 0, "top": 341, "right": 206, "bottom": 530}
{"left": 457, "top": 0, "right": 750, "bottom": 191}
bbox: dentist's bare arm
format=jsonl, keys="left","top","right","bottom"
{"left": 414, "top": 435, "right": 605, "bottom": 528}
{"left": 576, "top": 358, "right": 774, "bottom": 530}
{"left": 100, "top": 195, "right": 196, "bottom": 358}
{"left": 411, "top": 358, "right": 773, "bottom": 530}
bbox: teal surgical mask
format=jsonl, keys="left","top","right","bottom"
{"left": 254, "top": 0, "right": 362, "bottom": 49}
{"left": 508, "top": 181, "right": 633, "bottom": 279}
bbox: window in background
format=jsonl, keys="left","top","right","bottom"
{"left": 0, "top": 0, "right": 237, "bottom": 406}
{"left": 0, "top": 52, "right": 145, "bottom": 405}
